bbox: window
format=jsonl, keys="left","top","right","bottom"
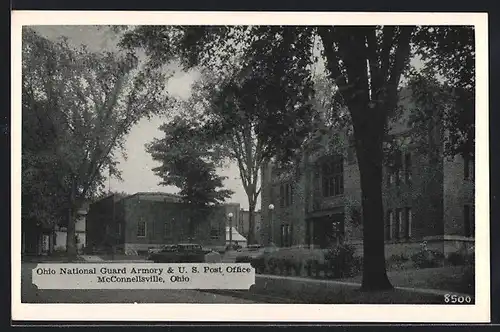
{"left": 279, "top": 185, "right": 285, "bottom": 207}
{"left": 396, "top": 209, "right": 403, "bottom": 240}
{"left": 210, "top": 227, "right": 220, "bottom": 240}
{"left": 280, "top": 182, "right": 294, "bottom": 207}
{"left": 137, "top": 220, "right": 146, "bottom": 238}
{"left": 464, "top": 156, "right": 474, "bottom": 180}
{"left": 163, "top": 222, "right": 170, "bottom": 238}
{"left": 387, "top": 150, "right": 403, "bottom": 186}
{"left": 322, "top": 156, "right": 344, "bottom": 197}
{"left": 405, "top": 208, "right": 412, "bottom": 239}
{"left": 386, "top": 210, "right": 394, "bottom": 240}
{"left": 404, "top": 153, "right": 412, "bottom": 183}
{"left": 117, "top": 223, "right": 121, "bottom": 236}
{"left": 281, "top": 224, "right": 292, "bottom": 247}
{"left": 464, "top": 205, "right": 474, "bottom": 237}
{"left": 395, "top": 151, "right": 402, "bottom": 186}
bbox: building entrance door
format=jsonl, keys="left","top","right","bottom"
{"left": 312, "top": 213, "right": 344, "bottom": 249}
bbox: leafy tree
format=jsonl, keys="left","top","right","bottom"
{"left": 147, "top": 115, "right": 234, "bottom": 206}
{"left": 146, "top": 116, "right": 234, "bottom": 238}
{"left": 120, "top": 25, "right": 473, "bottom": 291}
{"left": 22, "top": 27, "right": 169, "bottom": 256}
{"left": 410, "top": 26, "right": 475, "bottom": 159}
{"left": 121, "top": 26, "right": 315, "bottom": 245}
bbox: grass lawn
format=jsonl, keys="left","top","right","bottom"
{"left": 211, "top": 278, "right": 445, "bottom": 304}
{"left": 341, "top": 266, "right": 473, "bottom": 295}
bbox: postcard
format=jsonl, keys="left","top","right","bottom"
{"left": 11, "top": 10, "right": 489, "bottom": 323}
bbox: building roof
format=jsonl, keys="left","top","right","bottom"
{"left": 123, "top": 192, "right": 182, "bottom": 202}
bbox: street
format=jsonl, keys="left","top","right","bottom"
{"left": 21, "top": 263, "right": 258, "bottom": 304}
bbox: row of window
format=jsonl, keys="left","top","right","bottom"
{"left": 133, "top": 204, "right": 474, "bottom": 240}
{"left": 387, "top": 151, "right": 412, "bottom": 186}
{"left": 277, "top": 151, "right": 413, "bottom": 203}
{"left": 277, "top": 152, "right": 472, "bottom": 204}
{"left": 136, "top": 220, "right": 226, "bottom": 240}
{"left": 386, "top": 205, "right": 474, "bottom": 240}
{"left": 386, "top": 207, "right": 412, "bottom": 240}
{"left": 136, "top": 220, "right": 184, "bottom": 238}
{"left": 277, "top": 156, "right": 345, "bottom": 206}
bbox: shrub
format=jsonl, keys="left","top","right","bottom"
{"left": 304, "top": 258, "right": 323, "bottom": 277}
{"left": 235, "top": 255, "right": 253, "bottom": 263}
{"left": 293, "top": 260, "right": 303, "bottom": 276}
{"left": 411, "top": 242, "right": 444, "bottom": 268}
{"left": 250, "top": 256, "right": 266, "bottom": 273}
{"left": 324, "top": 243, "right": 362, "bottom": 278}
{"left": 261, "top": 247, "right": 326, "bottom": 276}
{"left": 267, "top": 257, "right": 278, "bottom": 274}
{"left": 461, "top": 253, "right": 475, "bottom": 294}
{"left": 276, "top": 258, "right": 288, "bottom": 275}
{"left": 447, "top": 252, "right": 467, "bottom": 266}
{"left": 386, "top": 253, "right": 410, "bottom": 270}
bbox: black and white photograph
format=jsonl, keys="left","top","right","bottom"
{"left": 11, "top": 11, "right": 489, "bottom": 322}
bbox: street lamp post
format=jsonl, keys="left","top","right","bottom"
{"left": 228, "top": 212, "right": 233, "bottom": 249}
{"left": 268, "top": 204, "right": 275, "bottom": 245}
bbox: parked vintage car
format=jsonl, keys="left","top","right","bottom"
{"left": 147, "top": 244, "right": 176, "bottom": 260}
{"left": 148, "top": 243, "right": 211, "bottom": 263}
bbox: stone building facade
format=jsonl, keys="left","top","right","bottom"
{"left": 260, "top": 93, "right": 475, "bottom": 257}
{"left": 86, "top": 192, "right": 240, "bottom": 253}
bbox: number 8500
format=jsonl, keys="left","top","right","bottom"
{"left": 444, "top": 294, "right": 472, "bottom": 304}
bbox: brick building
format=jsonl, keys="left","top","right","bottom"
{"left": 86, "top": 192, "right": 240, "bottom": 253}
{"left": 260, "top": 91, "right": 474, "bottom": 257}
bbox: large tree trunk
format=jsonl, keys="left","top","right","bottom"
{"left": 353, "top": 110, "right": 393, "bottom": 291}
{"left": 65, "top": 179, "right": 78, "bottom": 259}
{"left": 65, "top": 206, "right": 77, "bottom": 258}
{"left": 247, "top": 199, "right": 256, "bottom": 245}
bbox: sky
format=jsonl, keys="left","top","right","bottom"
{"left": 30, "top": 25, "right": 254, "bottom": 210}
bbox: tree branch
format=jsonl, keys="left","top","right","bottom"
{"left": 317, "top": 27, "right": 348, "bottom": 92}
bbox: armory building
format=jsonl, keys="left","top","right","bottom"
{"left": 86, "top": 192, "right": 240, "bottom": 253}
{"left": 260, "top": 90, "right": 475, "bottom": 258}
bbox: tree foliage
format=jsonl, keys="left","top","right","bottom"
{"left": 410, "top": 26, "right": 475, "bottom": 158}
{"left": 146, "top": 116, "right": 234, "bottom": 207}
{"left": 22, "top": 27, "right": 169, "bottom": 255}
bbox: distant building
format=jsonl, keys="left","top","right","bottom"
{"left": 238, "top": 209, "right": 262, "bottom": 243}
{"left": 22, "top": 202, "right": 89, "bottom": 255}
{"left": 226, "top": 227, "right": 247, "bottom": 248}
{"left": 260, "top": 90, "right": 474, "bottom": 257}
{"left": 53, "top": 203, "right": 89, "bottom": 252}
{"left": 86, "top": 192, "right": 241, "bottom": 253}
